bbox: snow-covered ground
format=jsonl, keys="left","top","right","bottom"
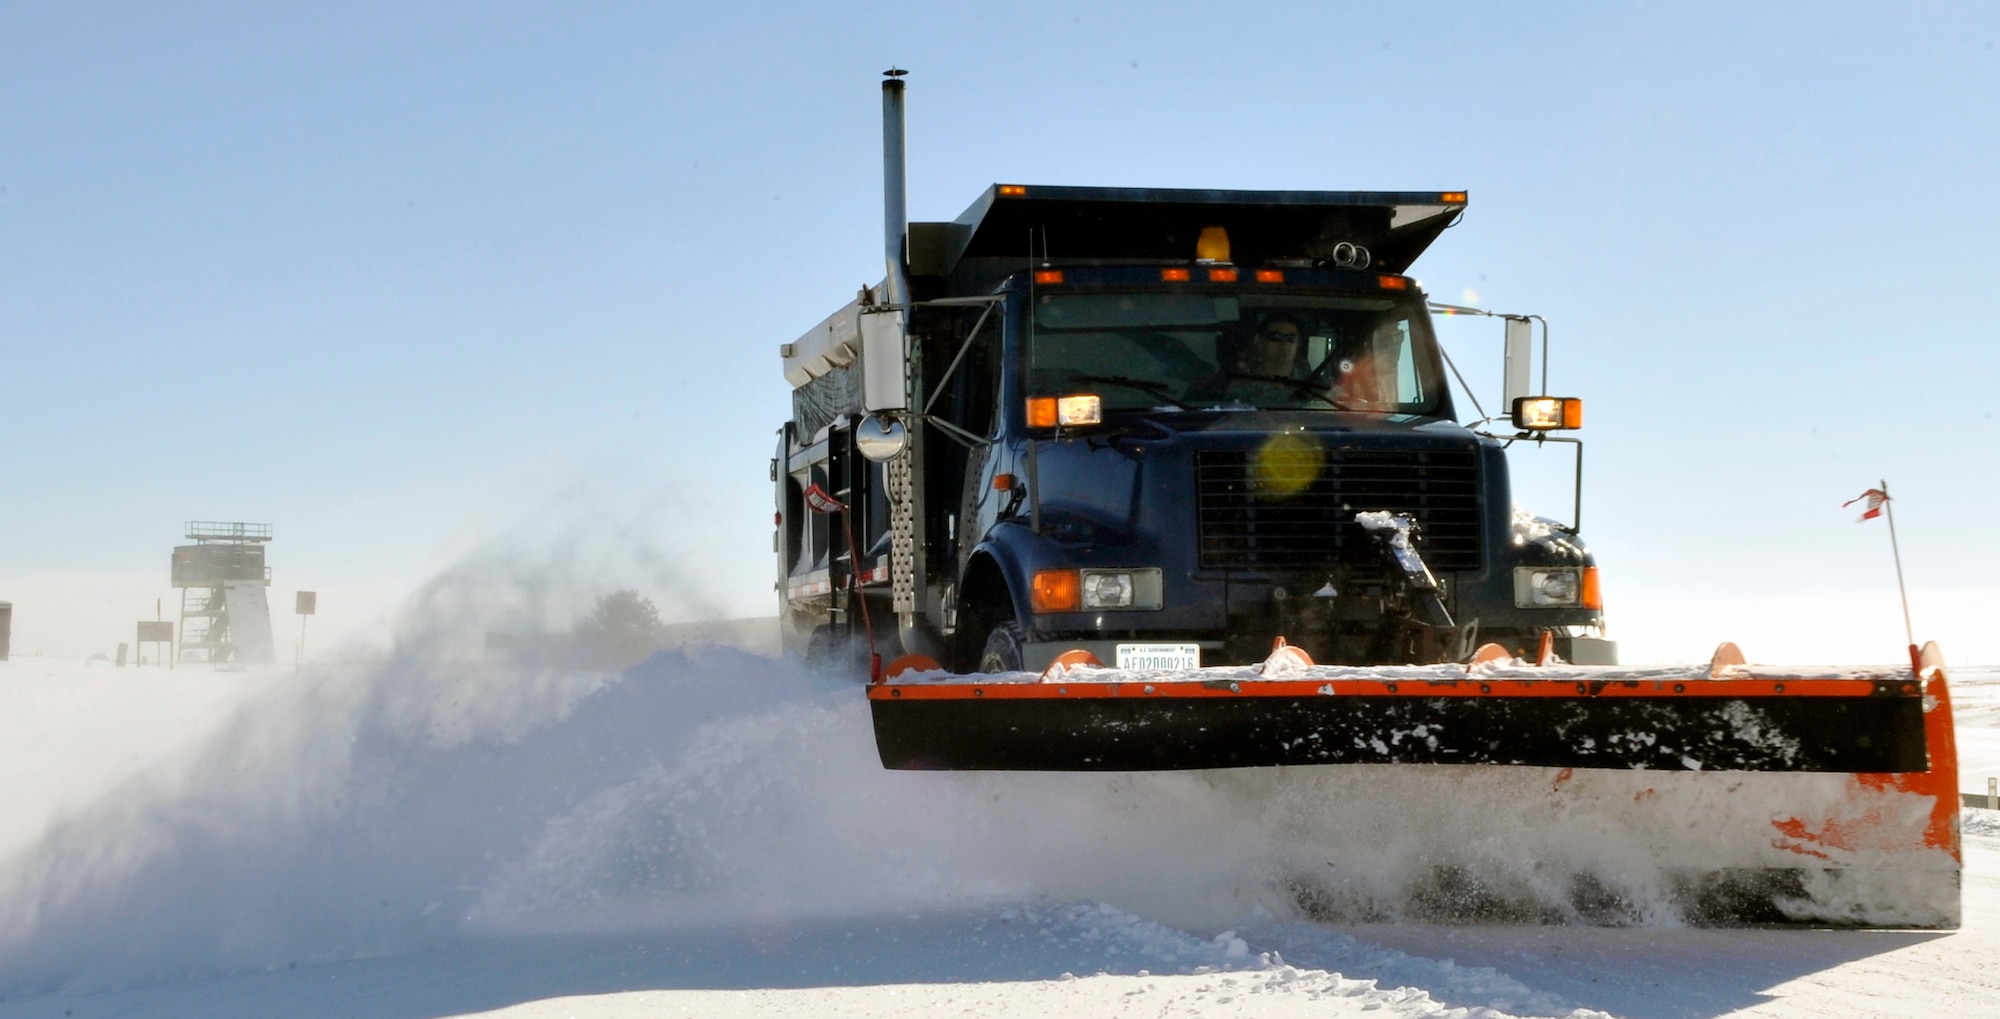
{"left": 0, "top": 627, "right": 1996, "bottom": 1018}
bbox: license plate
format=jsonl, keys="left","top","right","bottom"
{"left": 1115, "top": 643, "right": 1201, "bottom": 671}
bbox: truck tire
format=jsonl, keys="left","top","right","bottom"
{"left": 978, "top": 622, "right": 1027, "bottom": 673}
{"left": 802, "top": 624, "right": 839, "bottom": 671}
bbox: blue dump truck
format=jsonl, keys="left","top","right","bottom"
{"left": 775, "top": 79, "right": 1609, "bottom": 681}
{"left": 762, "top": 73, "right": 1963, "bottom": 928}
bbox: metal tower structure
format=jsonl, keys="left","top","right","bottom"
{"left": 172, "top": 521, "right": 276, "bottom": 665}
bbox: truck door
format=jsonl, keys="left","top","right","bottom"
{"left": 918, "top": 305, "right": 1002, "bottom": 576}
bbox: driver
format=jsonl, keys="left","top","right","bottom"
{"left": 1240, "top": 313, "right": 1304, "bottom": 377}
{"left": 1190, "top": 312, "right": 1309, "bottom": 403}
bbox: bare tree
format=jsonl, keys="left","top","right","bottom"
{"left": 571, "top": 589, "right": 667, "bottom": 669}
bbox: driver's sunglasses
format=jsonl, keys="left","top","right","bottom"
{"left": 1259, "top": 331, "right": 1300, "bottom": 344}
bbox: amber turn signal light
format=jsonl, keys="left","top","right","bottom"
{"left": 1032, "top": 569, "right": 1081, "bottom": 613}
{"left": 1026, "top": 397, "right": 1058, "bottom": 428}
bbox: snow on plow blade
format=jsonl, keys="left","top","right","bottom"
{"left": 868, "top": 648, "right": 1942, "bottom": 775}
{"left": 868, "top": 642, "right": 1962, "bottom": 927}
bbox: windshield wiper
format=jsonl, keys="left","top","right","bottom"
{"left": 1212, "top": 373, "right": 1351, "bottom": 411}
{"left": 1064, "top": 374, "right": 1197, "bottom": 411}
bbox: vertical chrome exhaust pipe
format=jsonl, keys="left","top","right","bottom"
{"left": 881, "top": 68, "right": 909, "bottom": 308}
{"left": 873, "top": 69, "right": 925, "bottom": 638}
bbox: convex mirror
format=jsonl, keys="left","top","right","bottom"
{"left": 855, "top": 415, "right": 909, "bottom": 461}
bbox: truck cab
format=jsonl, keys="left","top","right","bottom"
{"left": 777, "top": 185, "right": 1611, "bottom": 675}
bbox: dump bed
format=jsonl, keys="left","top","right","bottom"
{"left": 914, "top": 185, "right": 1466, "bottom": 286}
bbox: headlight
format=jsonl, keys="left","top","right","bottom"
{"left": 1033, "top": 568, "right": 1162, "bottom": 612}
{"left": 1514, "top": 567, "right": 1581, "bottom": 607}
{"left": 1057, "top": 394, "right": 1103, "bottom": 426}
{"left": 1511, "top": 396, "right": 1583, "bottom": 431}
{"left": 1026, "top": 394, "right": 1104, "bottom": 429}
{"left": 1082, "top": 572, "right": 1133, "bottom": 608}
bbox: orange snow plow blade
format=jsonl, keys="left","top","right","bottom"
{"left": 868, "top": 642, "right": 1962, "bottom": 927}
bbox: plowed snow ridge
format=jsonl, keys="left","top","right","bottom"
{"left": 0, "top": 644, "right": 1994, "bottom": 1017}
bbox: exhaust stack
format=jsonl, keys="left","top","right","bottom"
{"left": 881, "top": 68, "right": 909, "bottom": 308}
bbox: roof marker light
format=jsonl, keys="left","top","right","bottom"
{"left": 1378, "top": 275, "right": 1408, "bottom": 290}
{"left": 1441, "top": 191, "right": 1467, "bottom": 203}
{"left": 1160, "top": 267, "right": 1190, "bottom": 282}
{"left": 1207, "top": 267, "right": 1238, "bottom": 282}
{"left": 1034, "top": 269, "right": 1064, "bottom": 284}
{"left": 998, "top": 184, "right": 1027, "bottom": 196}
{"left": 1255, "top": 269, "right": 1284, "bottom": 283}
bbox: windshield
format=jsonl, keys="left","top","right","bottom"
{"left": 1029, "top": 290, "right": 1446, "bottom": 415}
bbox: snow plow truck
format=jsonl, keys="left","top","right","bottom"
{"left": 770, "top": 71, "right": 1961, "bottom": 927}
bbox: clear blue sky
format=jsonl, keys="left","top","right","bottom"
{"left": 5, "top": 3, "right": 1998, "bottom": 660}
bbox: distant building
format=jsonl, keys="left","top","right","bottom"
{"left": 173, "top": 521, "right": 276, "bottom": 665}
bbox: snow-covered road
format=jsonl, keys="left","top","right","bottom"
{"left": 0, "top": 644, "right": 1994, "bottom": 1018}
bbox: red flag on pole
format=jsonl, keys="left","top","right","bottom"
{"left": 1843, "top": 480, "right": 1919, "bottom": 671}
{"left": 801, "top": 478, "right": 877, "bottom": 679}
{"left": 1843, "top": 488, "right": 1887, "bottom": 522}
{"left": 803, "top": 482, "right": 846, "bottom": 514}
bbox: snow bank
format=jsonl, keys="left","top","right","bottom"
{"left": 0, "top": 629, "right": 1321, "bottom": 994}
{"left": 1964, "top": 807, "right": 2000, "bottom": 839}
{"left": 0, "top": 565, "right": 1979, "bottom": 998}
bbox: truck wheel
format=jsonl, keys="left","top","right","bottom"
{"left": 802, "top": 624, "right": 839, "bottom": 671}
{"left": 978, "top": 622, "right": 1027, "bottom": 673}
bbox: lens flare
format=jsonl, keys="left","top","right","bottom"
{"left": 1252, "top": 432, "right": 1323, "bottom": 498}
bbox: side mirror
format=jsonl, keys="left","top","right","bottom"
{"left": 1502, "top": 316, "right": 1534, "bottom": 409}
{"left": 859, "top": 306, "right": 908, "bottom": 412}
{"left": 855, "top": 414, "right": 910, "bottom": 461}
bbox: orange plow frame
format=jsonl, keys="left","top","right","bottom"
{"left": 866, "top": 641, "right": 1962, "bottom": 926}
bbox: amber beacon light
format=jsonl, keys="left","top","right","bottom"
{"left": 1195, "top": 226, "right": 1231, "bottom": 262}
